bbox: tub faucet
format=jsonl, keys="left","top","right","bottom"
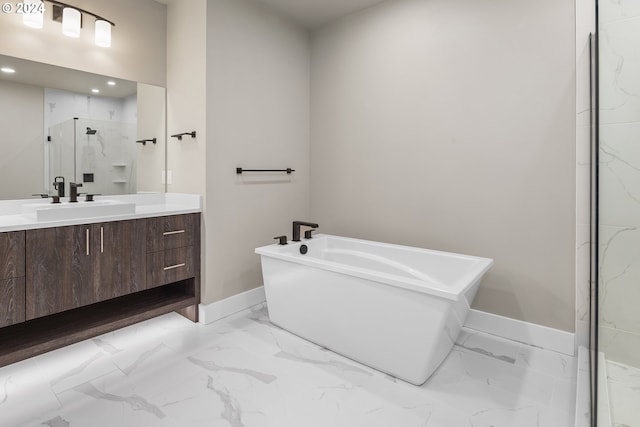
{"left": 292, "top": 221, "right": 319, "bottom": 242}
{"left": 69, "top": 182, "right": 83, "bottom": 203}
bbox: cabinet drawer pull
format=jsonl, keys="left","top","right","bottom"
{"left": 163, "top": 263, "right": 186, "bottom": 271}
{"left": 100, "top": 227, "right": 104, "bottom": 253}
{"left": 86, "top": 229, "right": 90, "bottom": 255}
{"left": 163, "top": 230, "right": 186, "bottom": 236}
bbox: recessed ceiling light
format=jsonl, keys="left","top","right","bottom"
{"left": 107, "top": 81, "right": 116, "bottom": 86}
{"left": 91, "top": 89, "right": 100, "bottom": 93}
{"left": 1, "top": 67, "right": 16, "bottom": 74}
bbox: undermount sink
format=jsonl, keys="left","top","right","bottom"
{"left": 23, "top": 200, "right": 136, "bottom": 222}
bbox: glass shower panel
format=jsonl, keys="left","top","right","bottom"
{"left": 75, "top": 118, "right": 137, "bottom": 196}
{"left": 48, "top": 118, "right": 75, "bottom": 195}
{"left": 597, "top": 0, "right": 640, "bottom": 425}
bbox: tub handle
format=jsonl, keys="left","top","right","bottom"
{"left": 274, "top": 235, "right": 288, "bottom": 245}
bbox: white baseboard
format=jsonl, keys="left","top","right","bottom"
{"left": 464, "top": 309, "right": 575, "bottom": 356}
{"left": 199, "top": 286, "right": 266, "bottom": 325}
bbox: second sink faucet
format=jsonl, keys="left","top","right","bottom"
{"left": 53, "top": 176, "right": 65, "bottom": 198}
{"left": 69, "top": 182, "right": 83, "bottom": 203}
{"left": 292, "top": 221, "right": 319, "bottom": 242}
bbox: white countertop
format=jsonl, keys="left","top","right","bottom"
{"left": 0, "top": 193, "right": 202, "bottom": 233}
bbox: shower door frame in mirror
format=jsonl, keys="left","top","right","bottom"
{"left": 0, "top": 54, "right": 167, "bottom": 200}
{"left": 590, "top": 25, "right": 598, "bottom": 426}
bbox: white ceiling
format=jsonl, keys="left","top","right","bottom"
{"left": 252, "top": 0, "right": 388, "bottom": 28}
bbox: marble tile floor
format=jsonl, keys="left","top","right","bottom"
{"left": 0, "top": 304, "right": 577, "bottom": 427}
{"left": 606, "top": 360, "right": 640, "bottom": 427}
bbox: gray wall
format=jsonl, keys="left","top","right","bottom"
{"left": 0, "top": 0, "right": 166, "bottom": 86}
{"left": 0, "top": 80, "right": 43, "bottom": 199}
{"left": 137, "top": 84, "right": 167, "bottom": 194}
{"left": 310, "top": 0, "right": 576, "bottom": 331}
{"left": 165, "top": 0, "right": 208, "bottom": 301}
{"left": 166, "top": 0, "right": 207, "bottom": 198}
{"left": 203, "top": 0, "right": 310, "bottom": 303}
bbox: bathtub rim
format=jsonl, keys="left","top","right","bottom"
{"left": 255, "top": 234, "right": 493, "bottom": 302}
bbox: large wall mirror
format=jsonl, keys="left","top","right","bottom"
{"left": 0, "top": 54, "right": 166, "bottom": 200}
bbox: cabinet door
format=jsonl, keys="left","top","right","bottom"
{"left": 0, "top": 231, "right": 25, "bottom": 280}
{"left": 0, "top": 277, "right": 25, "bottom": 327}
{"left": 26, "top": 226, "right": 93, "bottom": 320}
{"left": 0, "top": 231, "right": 26, "bottom": 327}
{"left": 93, "top": 219, "right": 147, "bottom": 302}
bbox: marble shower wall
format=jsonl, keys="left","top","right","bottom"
{"left": 598, "top": 0, "right": 640, "bottom": 367}
{"left": 76, "top": 118, "right": 137, "bottom": 196}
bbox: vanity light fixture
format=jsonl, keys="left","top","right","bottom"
{"left": 21, "top": 0, "right": 115, "bottom": 47}
{"left": 0, "top": 67, "right": 16, "bottom": 74}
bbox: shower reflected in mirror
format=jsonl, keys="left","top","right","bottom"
{"left": 0, "top": 53, "right": 166, "bottom": 200}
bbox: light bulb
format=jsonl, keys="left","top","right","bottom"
{"left": 95, "top": 19, "right": 111, "bottom": 47}
{"left": 62, "top": 7, "right": 81, "bottom": 38}
{"left": 22, "top": 0, "right": 44, "bottom": 29}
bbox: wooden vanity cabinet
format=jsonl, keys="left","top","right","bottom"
{"left": 0, "top": 213, "right": 199, "bottom": 367}
{"left": 0, "top": 231, "right": 25, "bottom": 328}
{"left": 26, "top": 219, "right": 148, "bottom": 319}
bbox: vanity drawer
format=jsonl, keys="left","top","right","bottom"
{"left": 0, "top": 231, "right": 25, "bottom": 280}
{"left": 147, "top": 246, "right": 196, "bottom": 289}
{"left": 0, "top": 277, "right": 25, "bottom": 328}
{"left": 147, "top": 214, "right": 198, "bottom": 253}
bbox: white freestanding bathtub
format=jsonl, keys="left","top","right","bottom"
{"left": 255, "top": 234, "right": 493, "bottom": 385}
